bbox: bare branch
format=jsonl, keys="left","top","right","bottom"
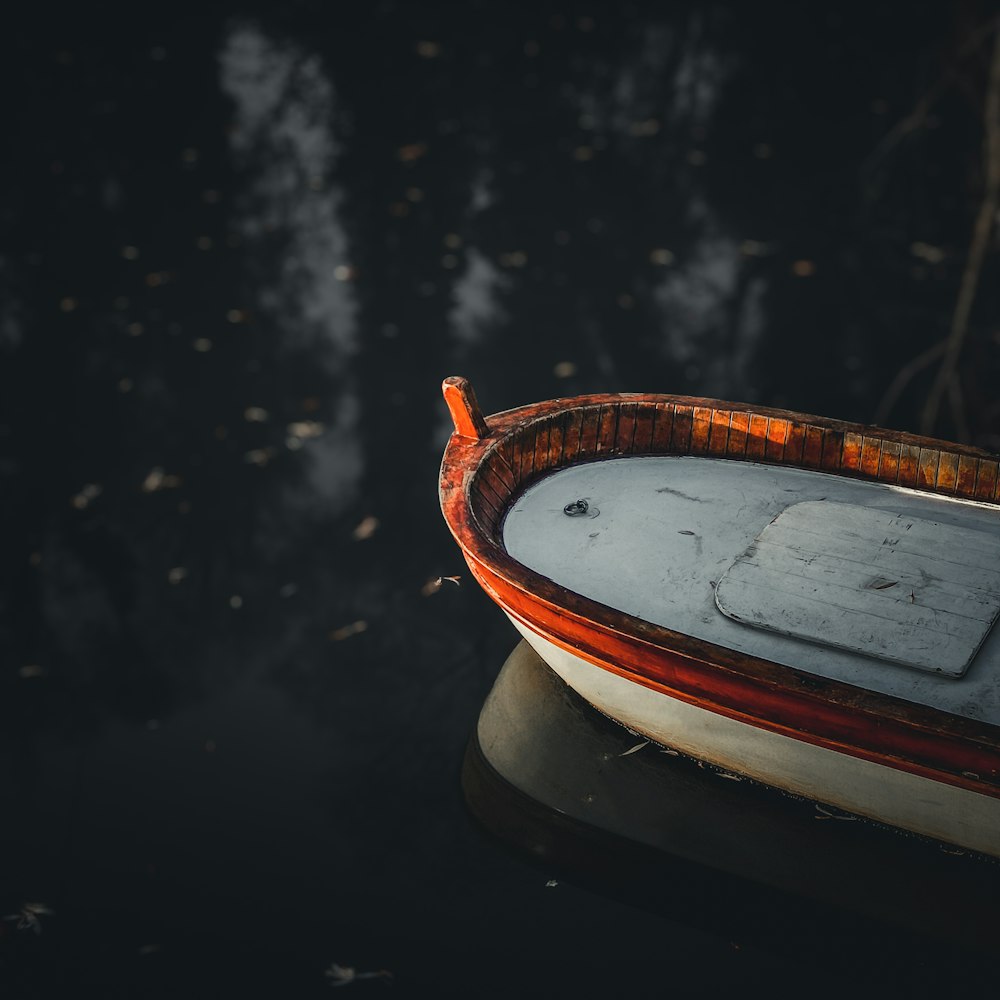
{"left": 873, "top": 338, "right": 946, "bottom": 426}
{"left": 921, "top": 26, "right": 1000, "bottom": 437}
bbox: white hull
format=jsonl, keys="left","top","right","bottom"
{"left": 506, "top": 615, "right": 1000, "bottom": 859}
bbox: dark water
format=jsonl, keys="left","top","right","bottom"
{"left": 2, "top": 4, "right": 998, "bottom": 996}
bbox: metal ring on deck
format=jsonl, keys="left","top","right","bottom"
{"left": 563, "top": 499, "right": 590, "bottom": 517}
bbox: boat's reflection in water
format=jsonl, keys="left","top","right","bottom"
{"left": 464, "top": 642, "right": 1000, "bottom": 963}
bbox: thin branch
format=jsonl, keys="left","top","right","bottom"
{"left": 862, "top": 16, "right": 1000, "bottom": 178}
{"left": 873, "top": 338, "right": 946, "bottom": 426}
{"left": 921, "top": 27, "right": 1000, "bottom": 437}
{"left": 947, "top": 372, "right": 971, "bottom": 443}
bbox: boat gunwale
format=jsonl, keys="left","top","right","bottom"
{"left": 439, "top": 389, "right": 1000, "bottom": 794}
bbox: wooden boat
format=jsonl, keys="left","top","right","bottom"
{"left": 438, "top": 376, "right": 1000, "bottom": 858}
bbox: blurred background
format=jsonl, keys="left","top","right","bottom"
{"left": 2, "top": 2, "right": 999, "bottom": 996}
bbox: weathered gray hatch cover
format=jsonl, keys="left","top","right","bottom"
{"left": 714, "top": 500, "right": 1000, "bottom": 677}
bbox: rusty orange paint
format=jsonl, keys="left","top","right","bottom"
{"left": 442, "top": 376, "right": 489, "bottom": 439}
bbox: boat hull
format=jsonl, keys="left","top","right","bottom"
{"left": 504, "top": 613, "right": 1000, "bottom": 858}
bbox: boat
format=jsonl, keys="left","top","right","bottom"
{"left": 438, "top": 376, "right": 1000, "bottom": 858}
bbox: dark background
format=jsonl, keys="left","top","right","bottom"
{"left": 2, "top": 2, "right": 999, "bottom": 996}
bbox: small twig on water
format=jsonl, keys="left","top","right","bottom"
{"left": 814, "top": 803, "right": 857, "bottom": 822}
{"left": 325, "top": 963, "right": 393, "bottom": 988}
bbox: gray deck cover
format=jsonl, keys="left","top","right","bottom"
{"left": 714, "top": 501, "right": 1000, "bottom": 677}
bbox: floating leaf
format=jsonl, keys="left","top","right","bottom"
{"left": 619, "top": 740, "right": 649, "bottom": 757}
{"left": 329, "top": 621, "right": 368, "bottom": 642}
{"left": 352, "top": 516, "right": 380, "bottom": 541}
{"left": 324, "top": 962, "right": 393, "bottom": 988}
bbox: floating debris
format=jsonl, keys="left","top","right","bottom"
{"left": 325, "top": 962, "right": 393, "bottom": 988}
{"left": 498, "top": 250, "right": 528, "bottom": 268}
{"left": 545, "top": 879, "right": 559, "bottom": 887}
{"left": 287, "top": 420, "right": 324, "bottom": 440}
{"left": 910, "top": 241, "right": 946, "bottom": 264}
{"left": 421, "top": 575, "right": 461, "bottom": 597}
{"left": 740, "top": 239, "right": 774, "bottom": 257}
{"left": 649, "top": 248, "right": 675, "bottom": 266}
{"left": 193, "top": 338, "right": 212, "bottom": 352}
{"left": 415, "top": 40, "right": 441, "bottom": 58}
{"left": 229, "top": 595, "right": 243, "bottom": 609}
{"left": 142, "top": 467, "right": 182, "bottom": 492}
{"left": 553, "top": 361, "right": 577, "bottom": 378}
{"left": 628, "top": 118, "right": 661, "bottom": 137}
{"left": 397, "top": 142, "right": 427, "bottom": 163}
{"left": 71, "top": 483, "right": 102, "bottom": 509}
{"left": 619, "top": 740, "right": 650, "bottom": 757}
{"left": 243, "top": 406, "right": 269, "bottom": 423}
{"left": 352, "top": 516, "right": 380, "bottom": 541}
{"left": 5, "top": 903, "right": 53, "bottom": 934}
{"left": 329, "top": 620, "right": 368, "bottom": 642}
{"left": 244, "top": 447, "right": 276, "bottom": 466}
{"left": 791, "top": 259, "right": 816, "bottom": 277}
{"left": 814, "top": 803, "right": 858, "bottom": 822}
{"left": 167, "top": 567, "right": 188, "bottom": 585}
{"left": 18, "top": 665, "right": 46, "bottom": 679}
